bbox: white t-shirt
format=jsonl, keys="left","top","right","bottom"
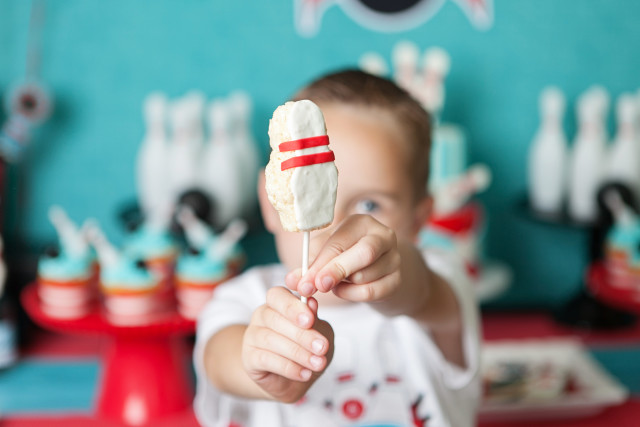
{"left": 194, "top": 250, "right": 481, "bottom": 427}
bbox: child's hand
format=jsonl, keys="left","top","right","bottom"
{"left": 241, "top": 286, "right": 334, "bottom": 403}
{"left": 286, "top": 214, "right": 401, "bottom": 303}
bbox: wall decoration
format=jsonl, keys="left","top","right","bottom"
{"left": 359, "top": 41, "right": 511, "bottom": 302}
{"left": 295, "top": 0, "right": 493, "bottom": 37}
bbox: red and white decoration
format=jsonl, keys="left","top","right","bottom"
{"left": 295, "top": 0, "right": 494, "bottom": 37}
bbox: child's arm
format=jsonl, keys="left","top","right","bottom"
{"left": 203, "top": 287, "right": 334, "bottom": 403}
{"left": 286, "top": 214, "right": 465, "bottom": 367}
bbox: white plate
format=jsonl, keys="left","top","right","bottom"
{"left": 479, "top": 339, "right": 628, "bottom": 422}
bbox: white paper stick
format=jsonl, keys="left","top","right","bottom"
{"left": 301, "top": 231, "right": 310, "bottom": 304}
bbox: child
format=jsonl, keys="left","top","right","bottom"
{"left": 194, "top": 70, "right": 480, "bottom": 426}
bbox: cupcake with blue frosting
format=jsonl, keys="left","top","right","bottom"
{"left": 123, "top": 221, "right": 178, "bottom": 286}
{"left": 37, "top": 206, "right": 96, "bottom": 319}
{"left": 175, "top": 208, "right": 247, "bottom": 319}
{"left": 604, "top": 191, "right": 640, "bottom": 289}
{"left": 86, "top": 221, "right": 163, "bottom": 325}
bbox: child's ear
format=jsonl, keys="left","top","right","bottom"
{"left": 411, "top": 195, "right": 432, "bottom": 236}
{"left": 257, "top": 169, "right": 280, "bottom": 233}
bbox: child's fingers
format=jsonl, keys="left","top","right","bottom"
{"left": 250, "top": 327, "right": 328, "bottom": 373}
{"left": 285, "top": 268, "right": 302, "bottom": 291}
{"left": 260, "top": 288, "right": 328, "bottom": 353}
{"left": 332, "top": 270, "right": 401, "bottom": 302}
{"left": 346, "top": 249, "right": 400, "bottom": 285}
{"left": 286, "top": 269, "right": 321, "bottom": 303}
{"left": 313, "top": 233, "right": 393, "bottom": 293}
{"left": 301, "top": 215, "right": 396, "bottom": 294}
{"left": 257, "top": 306, "right": 328, "bottom": 356}
{"left": 258, "top": 306, "right": 329, "bottom": 353}
{"left": 245, "top": 347, "right": 314, "bottom": 382}
{"left": 265, "top": 286, "right": 315, "bottom": 328}
{"left": 306, "top": 296, "right": 319, "bottom": 315}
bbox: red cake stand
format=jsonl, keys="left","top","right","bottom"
{"left": 21, "top": 283, "right": 196, "bottom": 426}
{"left": 587, "top": 263, "right": 640, "bottom": 314}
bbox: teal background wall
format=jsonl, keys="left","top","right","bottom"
{"left": 1, "top": 0, "right": 638, "bottom": 307}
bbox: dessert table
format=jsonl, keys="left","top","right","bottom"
{"left": 20, "top": 283, "right": 195, "bottom": 426}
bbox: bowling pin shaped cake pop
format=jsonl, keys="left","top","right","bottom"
{"left": 265, "top": 100, "right": 338, "bottom": 302}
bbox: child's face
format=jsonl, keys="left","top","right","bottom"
{"left": 259, "top": 103, "right": 431, "bottom": 273}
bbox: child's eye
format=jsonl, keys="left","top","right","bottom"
{"left": 355, "top": 199, "right": 380, "bottom": 214}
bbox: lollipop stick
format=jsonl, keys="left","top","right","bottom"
{"left": 301, "top": 231, "right": 310, "bottom": 304}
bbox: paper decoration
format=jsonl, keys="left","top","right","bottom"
{"left": 295, "top": 0, "right": 494, "bottom": 37}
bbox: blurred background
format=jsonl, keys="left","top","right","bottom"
{"left": 2, "top": 0, "right": 637, "bottom": 307}
{"left": 1, "top": 0, "right": 640, "bottom": 425}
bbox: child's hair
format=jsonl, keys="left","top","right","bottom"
{"left": 292, "top": 69, "right": 432, "bottom": 201}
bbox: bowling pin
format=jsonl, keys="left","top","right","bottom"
{"left": 603, "top": 188, "right": 636, "bottom": 228}
{"left": 84, "top": 220, "right": 121, "bottom": 269}
{"left": 636, "top": 88, "right": 640, "bottom": 124}
{"left": 168, "top": 95, "right": 200, "bottom": 205}
{"left": 607, "top": 93, "right": 640, "bottom": 200}
{"left": 176, "top": 205, "right": 215, "bottom": 251}
{"left": 48, "top": 205, "right": 89, "bottom": 259}
{"left": 568, "top": 88, "right": 608, "bottom": 223}
{"left": 528, "top": 87, "right": 568, "bottom": 215}
{"left": 419, "top": 47, "right": 451, "bottom": 118}
{"left": 228, "top": 91, "right": 260, "bottom": 218}
{"left": 199, "top": 99, "right": 244, "bottom": 227}
{"left": 392, "top": 40, "right": 419, "bottom": 95}
{"left": 432, "top": 164, "right": 491, "bottom": 216}
{"left": 590, "top": 85, "right": 611, "bottom": 142}
{"left": 359, "top": 52, "right": 389, "bottom": 77}
{"left": 205, "top": 219, "right": 247, "bottom": 261}
{"left": 185, "top": 90, "right": 206, "bottom": 149}
{"left": 136, "top": 92, "right": 170, "bottom": 222}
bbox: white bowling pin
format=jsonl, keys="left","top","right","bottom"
{"left": 176, "top": 205, "right": 215, "bottom": 251}
{"left": 603, "top": 189, "right": 637, "bottom": 228}
{"left": 607, "top": 93, "right": 640, "bottom": 199}
{"left": 185, "top": 90, "right": 206, "bottom": 149}
{"left": 83, "top": 220, "right": 121, "bottom": 269}
{"left": 145, "top": 197, "right": 174, "bottom": 233}
{"left": 136, "top": 92, "right": 169, "bottom": 221}
{"left": 168, "top": 96, "right": 200, "bottom": 204}
{"left": 568, "top": 89, "right": 608, "bottom": 223}
{"left": 229, "top": 91, "right": 260, "bottom": 218}
{"left": 206, "top": 219, "right": 247, "bottom": 261}
{"left": 590, "top": 85, "right": 611, "bottom": 142}
{"left": 419, "top": 47, "right": 451, "bottom": 117}
{"left": 286, "top": 101, "right": 338, "bottom": 231}
{"left": 528, "top": 87, "right": 568, "bottom": 215}
{"left": 199, "top": 99, "right": 244, "bottom": 227}
{"left": 636, "top": 88, "right": 640, "bottom": 124}
{"left": 359, "top": 52, "right": 389, "bottom": 77}
{"left": 432, "top": 164, "right": 491, "bottom": 216}
{"left": 392, "top": 40, "right": 419, "bottom": 95}
{"left": 48, "top": 205, "right": 89, "bottom": 258}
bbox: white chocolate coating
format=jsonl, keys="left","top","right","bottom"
{"left": 265, "top": 100, "right": 338, "bottom": 232}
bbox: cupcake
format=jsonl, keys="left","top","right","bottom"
{"left": 605, "top": 221, "right": 640, "bottom": 289}
{"left": 174, "top": 251, "right": 230, "bottom": 319}
{"left": 603, "top": 191, "right": 640, "bottom": 289}
{"left": 175, "top": 209, "right": 247, "bottom": 319}
{"left": 419, "top": 202, "right": 484, "bottom": 280}
{"left": 123, "top": 222, "right": 178, "bottom": 285}
{"left": 86, "top": 221, "right": 163, "bottom": 325}
{"left": 37, "top": 206, "right": 96, "bottom": 319}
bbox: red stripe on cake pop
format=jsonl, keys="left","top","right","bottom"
{"left": 279, "top": 135, "right": 329, "bottom": 152}
{"left": 281, "top": 151, "right": 335, "bottom": 171}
